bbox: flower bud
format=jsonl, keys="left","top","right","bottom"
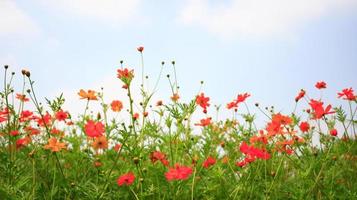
{"left": 133, "top": 157, "right": 140, "bottom": 165}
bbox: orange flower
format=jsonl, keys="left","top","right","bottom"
{"left": 94, "top": 161, "right": 102, "bottom": 168}
{"left": 111, "top": 100, "right": 123, "bottom": 112}
{"left": 221, "top": 156, "right": 229, "bottom": 164}
{"left": 195, "top": 117, "right": 212, "bottom": 127}
{"left": 92, "top": 136, "right": 108, "bottom": 150}
{"left": 44, "top": 138, "right": 66, "bottom": 152}
{"left": 78, "top": 89, "right": 98, "bottom": 100}
{"left": 171, "top": 93, "right": 180, "bottom": 102}
{"left": 196, "top": 93, "right": 210, "bottom": 113}
{"left": 272, "top": 113, "right": 292, "bottom": 126}
{"left": 117, "top": 68, "right": 134, "bottom": 85}
{"left": 16, "top": 93, "right": 29, "bottom": 102}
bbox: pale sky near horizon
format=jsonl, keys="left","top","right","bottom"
{"left": 1, "top": 0, "right": 357, "bottom": 126}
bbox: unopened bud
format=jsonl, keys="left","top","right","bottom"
{"left": 25, "top": 71, "right": 31, "bottom": 77}
{"left": 133, "top": 157, "right": 140, "bottom": 165}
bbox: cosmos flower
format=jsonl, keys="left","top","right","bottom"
{"left": 117, "top": 172, "right": 135, "bottom": 186}
{"left": 84, "top": 120, "right": 105, "bottom": 138}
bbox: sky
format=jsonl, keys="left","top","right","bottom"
{"left": 1, "top": 0, "right": 357, "bottom": 125}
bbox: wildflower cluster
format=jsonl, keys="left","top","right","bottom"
{"left": 0, "top": 49, "right": 356, "bottom": 199}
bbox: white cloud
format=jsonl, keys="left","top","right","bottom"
{"left": 179, "top": 0, "right": 357, "bottom": 38}
{"left": 37, "top": 0, "right": 141, "bottom": 24}
{"left": 0, "top": 0, "right": 40, "bottom": 37}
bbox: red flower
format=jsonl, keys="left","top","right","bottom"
{"left": 150, "top": 151, "right": 169, "bottom": 166}
{"left": 239, "top": 142, "right": 270, "bottom": 160}
{"left": 226, "top": 93, "right": 250, "bottom": 110}
{"left": 226, "top": 101, "right": 238, "bottom": 110}
{"left": 137, "top": 46, "right": 144, "bottom": 52}
{"left": 36, "top": 112, "right": 52, "bottom": 127}
{"left": 330, "top": 128, "right": 338, "bottom": 136}
{"left": 299, "top": 121, "right": 310, "bottom": 133}
{"left": 51, "top": 128, "right": 61, "bottom": 135}
{"left": 295, "top": 89, "right": 306, "bottom": 102}
{"left": 237, "top": 93, "right": 251, "bottom": 103}
{"left": 309, "top": 99, "right": 335, "bottom": 119}
{"left": 24, "top": 126, "right": 40, "bottom": 135}
{"left": 315, "top": 81, "right": 327, "bottom": 89}
{"left": 117, "top": 172, "right": 135, "bottom": 186}
{"left": 20, "top": 110, "right": 33, "bottom": 122}
{"left": 114, "top": 144, "right": 122, "bottom": 152}
{"left": 0, "top": 116, "right": 6, "bottom": 123}
{"left": 117, "top": 68, "right": 134, "bottom": 79}
{"left": 250, "top": 131, "right": 268, "bottom": 145}
{"left": 16, "top": 137, "right": 31, "bottom": 149}
{"left": 236, "top": 160, "right": 247, "bottom": 167}
{"left": 194, "top": 117, "right": 212, "bottom": 127}
{"left": 196, "top": 93, "right": 210, "bottom": 113}
{"left": 133, "top": 113, "right": 139, "bottom": 120}
{"left": 202, "top": 156, "right": 216, "bottom": 169}
{"left": 111, "top": 100, "right": 123, "bottom": 112}
{"left": 0, "top": 108, "right": 9, "bottom": 123}
{"left": 165, "top": 164, "right": 193, "bottom": 181}
{"left": 10, "top": 130, "right": 19, "bottom": 136}
{"left": 84, "top": 120, "right": 105, "bottom": 137}
{"left": 338, "top": 88, "right": 356, "bottom": 101}
{"left": 55, "top": 110, "right": 68, "bottom": 121}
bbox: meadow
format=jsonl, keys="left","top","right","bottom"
{"left": 0, "top": 47, "right": 356, "bottom": 199}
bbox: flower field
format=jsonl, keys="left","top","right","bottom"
{"left": 0, "top": 48, "right": 357, "bottom": 199}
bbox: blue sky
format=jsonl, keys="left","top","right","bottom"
{"left": 1, "top": 0, "right": 357, "bottom": 122}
